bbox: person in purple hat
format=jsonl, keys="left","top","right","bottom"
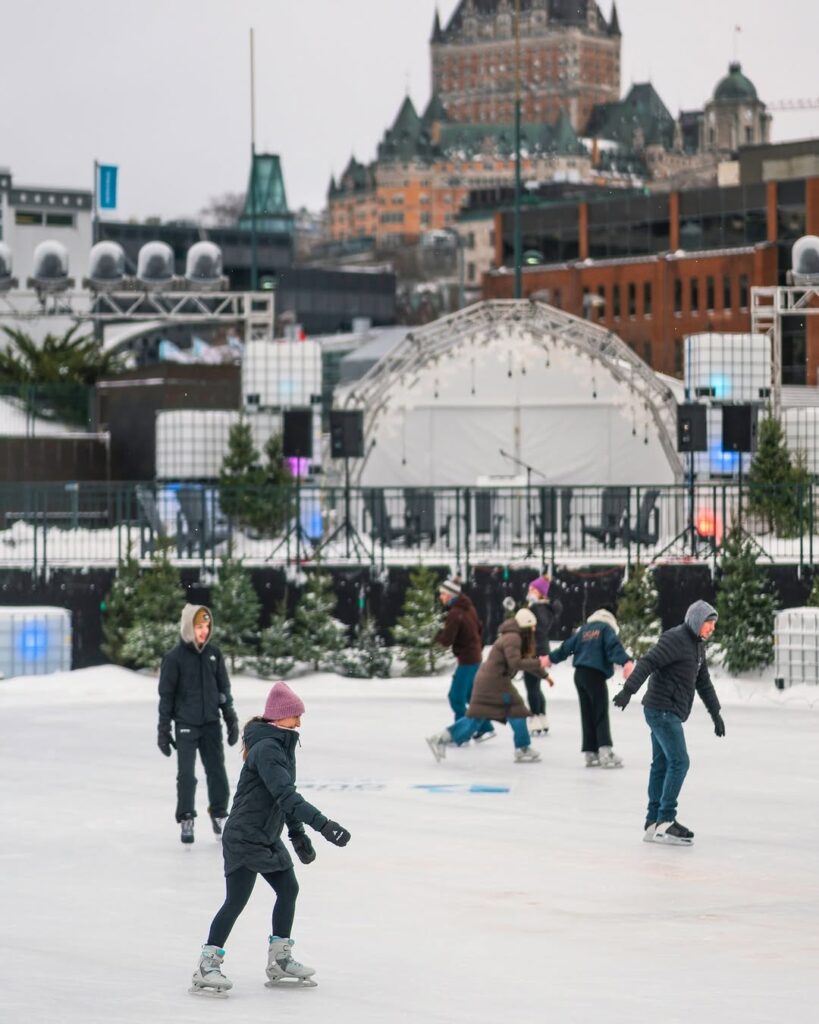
{"left": 190, "top": 681, "right": 351, "bottom": 997}
{"left": 524, "top": 575, "right": 562, "bottom": 735}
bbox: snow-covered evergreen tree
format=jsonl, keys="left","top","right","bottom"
{"left": 211, "top": 557, "right": 260, "bottom": 671}
{"left": 617, "top": 563, "right": 660, "bottom": 657}
{"left": 716, "top": 526, "right": 777, "bottom": 673}
{"left": 101, "top": 544, "right": 141, "bottom": 665}
{"left": 748, "top": 415, "right": 810, "bottom": 537}
{"left": 338, "top": 616, "right": 393, "bottom": 678}
{"left": 292, "top": 567, "right": 347, "bottom": 672}
{"left": 393, "top": 565, "right": 446, "bottom": 676}
{"left": 122, "top": 544, "right": 185, "bottom": 670}
{"left": 255, "top": 609, "right": 296, "bottom": 679}
{"left": 218, "top": 418, "right": 268, "bottom": 532}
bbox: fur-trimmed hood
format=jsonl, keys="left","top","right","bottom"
{"left": 180, "top": 603, "right": 213, "bottom": 650}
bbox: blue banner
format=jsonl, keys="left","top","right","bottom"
{"left": 98, "top": 165, "right": 118, "bottom": 210}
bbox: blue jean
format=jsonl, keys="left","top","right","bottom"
{"left": 644, "top": 707, "right": 690, "bottom": 824}
{"left": 448, "top": 716, "right": 531, "bottom": 749}
{"left": 448, "top": 664, "right": 494, "bottom": 737}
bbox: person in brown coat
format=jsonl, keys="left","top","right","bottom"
{"left": 426, "top": 609, "right": 548, "bottom": 763}
{"left": 435, "top": 578, "right": 494, "bottom": 741}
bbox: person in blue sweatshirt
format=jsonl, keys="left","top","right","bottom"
{"left": 546, "top": 608, "right": 633, "bottom": 769}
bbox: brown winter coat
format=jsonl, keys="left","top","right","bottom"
{"left": 466, "top": 619, "right": 545, "bottom": 723}
{"left": 435, "top": 593, "right": 483, "bottom": 665}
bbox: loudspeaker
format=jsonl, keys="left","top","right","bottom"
{"left": 282, "top": 408, "right": 313, "bottom": 458}
{"left": 677, "top": 403, "right": 707, "bottom": 452}
{"left": 722, "top": 405, "right": 757, "bottom": 453}
{"left": 329, "top": 409, "right": 364, "bottom": 458}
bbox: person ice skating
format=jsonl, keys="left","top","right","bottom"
{"left": 524, "top": 575, "right": 562, "bottom": 735}
{"left": 546, "top": 608, "right": 634, "bottom": 768}
{"left": 612, "top": 600, "right": 725, "bottom": 846}
{"left": 435, "top": 577, "right": 494, "bottom": 742}
{"left": 190, "top": 682, "right": 351, "bottom": 996}
{"left": 426, "top": 608, "right": 549, "bottom": 763}
{"left": 158, "top": 604, "right": 239, "bottom": 844}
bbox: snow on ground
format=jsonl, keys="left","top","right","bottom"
{"left": 2, "top": 661, "right": 819, "bottom": 1024}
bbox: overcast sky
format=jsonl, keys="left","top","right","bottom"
{"left": 1, "top": 0, "right": 817, "bottom": 222}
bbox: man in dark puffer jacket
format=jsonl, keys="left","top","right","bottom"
{"left": 613, "top": 600, "right": 725, "bottom": 846}
{"left": 158, "top": 604, "right": 240, "bottom": 844}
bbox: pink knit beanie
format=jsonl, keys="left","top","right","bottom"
{"left": 529, "top": 575, "right": 551, "bottom": 598}
{"left": 264, "top": 682, "right": 306, "bottom": 721}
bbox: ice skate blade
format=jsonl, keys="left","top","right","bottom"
{"left": 265, "top": 977, "right": 318, "bottom": 988}
{"left": 473, "top": 731, "right": 496, "bottom": 744}
{"left": 425, "top": 737, "right": 445, "bottom": 762}
{"left": 189, "top": 985, "right": 229, "bottom": 998}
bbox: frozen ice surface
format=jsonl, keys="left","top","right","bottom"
{"left": 1, "top": 663, "right": 818, "bottom": 1023}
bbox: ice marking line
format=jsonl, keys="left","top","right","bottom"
{"left": 299, "top": 781, "right": 509, "bottom": 793}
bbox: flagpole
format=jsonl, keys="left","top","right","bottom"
{"left": 92, "top": 159, "right": 98, "bottom": 245}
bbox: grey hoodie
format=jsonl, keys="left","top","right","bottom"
{"left": 684, "top": 600, "right": 718, "bottom": 638}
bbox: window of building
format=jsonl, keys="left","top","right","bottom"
{"left": 597, "top": 284, "right": 606, "bottom": 319}
{"left": 45, "top": 213, "right": 74, "bottom": 227}
{"left": 628, "top": 282, "right": 636, "bottom": 318}
{"left": 467, "top": 262, "right": 476, "bottom": 282}
{"left": 612, "top": 284, "right": 621, "bottom": 318}
{"left": 467, "top": 232, "right": 475, "bottom": 249}
{"left": 690, "top": 277, "right": 699, "bottom": 314}
{"left": 15, "top": 210, "right": 43, "bottom": 225}
{"left": 674, "top": 339, "right": 684, "bottom": 374}
{"left": 489, "top": 229, "right": 495, "bottom": 247}
{"left": 643, "top": 281, "right": 652, "bottom": 317}
{"left": 739, "top": 273, "right": 749, "bottom": 309}
{"left": 745, "top": 127, "right": 754, "bottom": 144}
{"left": 706, "top": 276, "right": 715, "bottom": 311}
{"left": 674, "top": 278, "right": 682, "bottom": 315}
{"left": 723, "top": 274, "right": 732, "bottom": 310}
{"left": 643, "top": 341, "right": 652, "bottom": 364}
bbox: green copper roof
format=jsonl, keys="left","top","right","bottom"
{"left": 714, "top": 62, "right": 758, "bottom": 102}
{"left": 585, "top": 82, "right": 675, "bottom": 150}
{"left": 240, "top": 153, "right": 292, "bottom": 233}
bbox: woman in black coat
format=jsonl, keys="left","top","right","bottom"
{"left": 190, "top": 682, "right": 352, "bottom": 996}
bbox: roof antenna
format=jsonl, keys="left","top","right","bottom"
{"left": 733, "top": 24, "right": 741, "bottom": 63}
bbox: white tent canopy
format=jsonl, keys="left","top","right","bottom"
{"left": 339, "top": 300, "right": 683, "bottom": 487}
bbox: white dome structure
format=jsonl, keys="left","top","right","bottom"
{"left": 341, "top": 301, "right": 683, "bottom": 487}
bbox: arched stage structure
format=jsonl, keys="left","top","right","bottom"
{"left": 341, "top": 300, "right": 683, "bottom": 487}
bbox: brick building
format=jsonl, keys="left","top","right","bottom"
{"left": 430, "top": 0, "right": 621, "bottom": 132}
{"left": 483, "top": 176, "right": 819, "bottom": 383}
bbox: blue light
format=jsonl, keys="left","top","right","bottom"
{"left": 709, "top": 441, "right": 740, "bottom": 474}
{"left": 17, "top": 622, "right": 49, "bottom": 661}
{"left": 709, "top": 374, "right": 732, "bottom": 400}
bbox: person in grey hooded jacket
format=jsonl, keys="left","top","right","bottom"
{"left": 613, "top": 600, "right": 725, "bottom": 846}
{"left": 158, "top": 604, "right": 239, "bottom": 844}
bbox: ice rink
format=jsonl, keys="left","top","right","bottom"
{"left": 2, "top": 664, "right": 818, "bottom": 1024}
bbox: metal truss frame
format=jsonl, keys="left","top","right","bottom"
{"left": 343, "top": 298, "right": 684, "bottom": 482}
{"left": 752, "top": 284, "right": 819, "bottom": 417}
{"left": 0, "top": 289, "right": 274, "bottom": 344}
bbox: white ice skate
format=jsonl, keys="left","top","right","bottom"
{"left": 530, "top": 714, "right": 549, "bottom": 736}
{"left": 265, "top": 936, "right": 317, "bottom": 988}
{"left": 584, "top": 752, "right": 600, "bottom": 768}
{"left": 653, "top": 821, "right": 694, "bottom": 846}
{"left": 189, "top": 944, "right": 233, "bottom": 997}
{"left": 514, "top": 746, "right": 541, "bottom": 763}
{"left": 598, "top": 746, "right": 624, "bottom": 769}
{"left": 426, "top": 731, "right": 451, "bottom": 762}
{"left": 643, "top": 822, "right": 657, "bottom": 843}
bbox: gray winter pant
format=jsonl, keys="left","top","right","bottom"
{"left": 174, "top": 720, "right": 230, "bottom": 822}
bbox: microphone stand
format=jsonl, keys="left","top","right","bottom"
{"left": 499, "top": 448, "right": 547, "bottom": 558}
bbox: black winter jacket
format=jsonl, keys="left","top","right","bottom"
{"left": 528, "top": 598, "right": 563, "bottom": 656}
{"left": 221, "top": 721, "right": 328, "bottom": 876}
{"left": 158, "top": 604, "right": 235, "bottom": 728}
{"left": 623, "top": 614, "right": 720, "bottom": 723}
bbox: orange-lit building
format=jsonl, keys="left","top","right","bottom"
{"left": 483, "top": 176, "right": 819, "bottom": 383}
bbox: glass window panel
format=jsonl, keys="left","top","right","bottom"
{"left": 723, "top": 274, "right": 732, "bottom": 310}
{"left": 643, "top": 281, "right": 652, "bottom": 316}
{"left": 706, "top": 276, "right": 715, "bottom": 311}
{"left": 690, "top": 277, "right": 699, "bottom": 313}
{"left": 628, "top": 282, "right": 636, "bottom": 316}
{"left": 674, "top": 278, "right": 683, "bottom": 313}
{"left": 612, "top": 284, "right": 621, "bottom": 318}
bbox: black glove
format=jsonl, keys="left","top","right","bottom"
{"left": 320, "top": 820, "right": 351, "bottom": 847}
{"left": 223, "top": 707, "right": 240, "bottom": 747}
{"left": 712, "top": 712, "right": 726, "bottom": 738}
{"left": 290, "top": 831, "right": 316, "bottom": 864}
{"left": 612, "top": 689, "right": 632, "bottom": 710}
{"left": 157, "top": 723, "right": 174, "bottom": 757}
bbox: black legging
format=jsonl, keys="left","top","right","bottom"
{"left": 523, "top": 671, "right": 546, "bottom": 715}
{"left": 207, "top": 866, "right": 299, "bottom": 947}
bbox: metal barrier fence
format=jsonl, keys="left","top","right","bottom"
{"left": 0, "top": 480, "right": 815, "bottom": 575}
